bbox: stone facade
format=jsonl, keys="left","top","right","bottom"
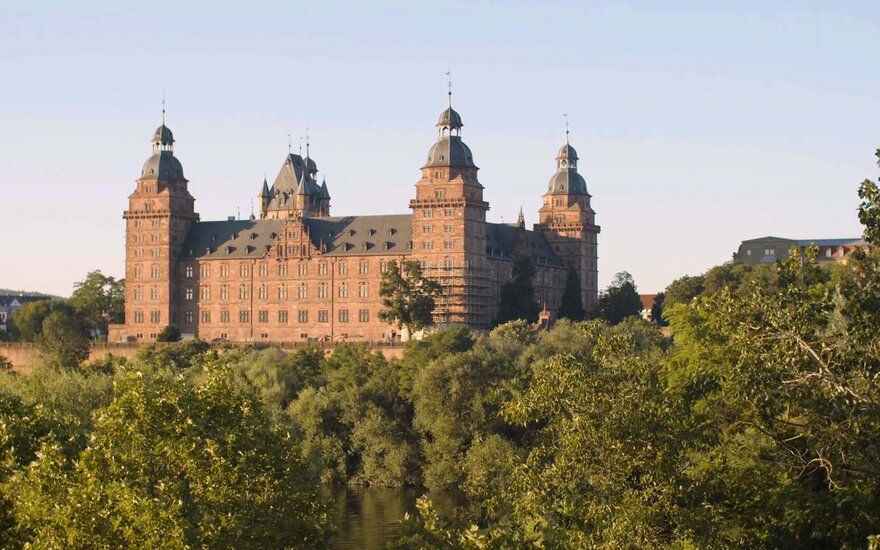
{"left": 109, "top": 99, "right": 600, "bottom": 343}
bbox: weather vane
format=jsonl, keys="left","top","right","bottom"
{"left": 446, "top": 71, "right": 452, "bottom": 106}
{"left": 563, "top": 113, "right": 569, "bottom": 143}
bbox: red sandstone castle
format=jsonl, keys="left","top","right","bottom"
{"left": 109, "top": 96, "right": 599, "bottom": 342}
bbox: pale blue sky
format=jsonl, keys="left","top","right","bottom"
{"left": 1, "top": 1, "right": 878, "bottom": 295}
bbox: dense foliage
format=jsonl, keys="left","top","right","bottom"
{"left": 378, "top": 260, "right": 442, "bottom": 337}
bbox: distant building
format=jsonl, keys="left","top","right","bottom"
{"left": 109, "top": 93, "right": 601, "bottom": 343}
{"left": 0, "top": 294, "right": 46, "bottom": 333}
{"left": 639, "top": 294, "right": 657, "bottom": 321}
{"left": 733, "top": 236, "right": 870, "bottom": 266}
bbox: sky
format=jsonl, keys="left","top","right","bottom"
{"left": 1, "top": 0, "right": 879, "bottom": 296}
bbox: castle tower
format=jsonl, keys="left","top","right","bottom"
{"left": 534, "top": 133, "right": 600, "bottom": 309}
{"left": 259, "top": 144, "right": 329, "bottom": 219}
{"left": 410, "top": 93, "right": 492, "bottom": 328}
{"left": 123, "top": 117, "right": 199, "bottom": 339}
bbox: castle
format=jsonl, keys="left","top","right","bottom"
{"left": 108, "top": 95, "right": 600, "bottom": 342}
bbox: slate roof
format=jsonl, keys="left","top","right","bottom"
{"left": 302, "top": 215, "right": 413, "bottom": 256}
{"left": 181, "top": 219, "right": 286, "bottom": 260}
{"left": 0, "top": 295, "right": 48, "bottom": 308}
{"left": 485, "top": 223, "right": 565, "bottom": 268}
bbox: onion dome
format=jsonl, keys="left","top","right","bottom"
{"left": 436, "top": 107, "right": 463, "bottom": 130}
{"left": 545, "top": 140, "right": 588, "bottom": 196}
{"left": 424, "top": 137, "right": 476, "bottom": 168}
{"left": 152, "top": 124, "right": 174, "bottom": 146}
{"left": 140, "top": 152, "right": 185, "bottom": 180}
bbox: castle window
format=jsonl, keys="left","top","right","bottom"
{"left": 201, "top": 286, "right": 210, "bottom": 300}
{"left": 279, "top": 264, "right": 288, "bottom": 276}
{"left": 422, "top": 241, "right": 434, "bottom": 250}
{"left": 358, "top": 282, "right": 368, "bottom": 298}
{"left": 134, "top": 265, "right": 143, "bottom": 279}
{"left": 150, "top": 311, "right": 160, "bottom": 324}
{"left": 358, "top": 309, "right": 369, "bottom": 323}
{"left": 259, "top": 263, "right": 268, "bottom": 277}
{"left": 444, "top": 208, "right": 454, "bottom": 217}
{"left": 443, "top": 240, "right": 454, "bottom": 250}
{"left": 298, "top": 284, "right": 308, "bottom": 299}
{"left": 150, "top": 286, "right": 159, "bottom": 300}
{"left": 220, "top": 264, "right": 229, "bottom": 277}
{"left": 240, "top": 264, "right": 249, "bottom": 277}
{"left": 240, "top": 310, "right": 249, "bottom": 323}
{"left": 318, "top": 283, "right": 327, "bottom": 299}
{"left": 298, "top": 263, "right": 308, "bottom": 276}
{"left": 278, "top": 310, "right": 288, "bottom": 323}
{"left": 444, "top": 224, "right": 453, "bottom": 233}
{"left": 380, "top": 261, "right": 389, "bottom": 273}
{"left": 134, "top": 286, "right": 143, "bottom": 300}
{"left": 239, "top": 285, "right": 248, "bottom": 300}
{"left": 258, "top": 310, "right": 268, "bottom": 323}
{"left": 184, "top": 288, "right": 194, "bottom": 301}
{"left": 318, "top": 263, "right": 327, "bottom": 275}
{"left": 318, "top": 310, "right": 328, "bottom": 323}
{"left": 443, "top": 259, "right": 454, "bottom": 270}
{"left": 338, "top": 283, "right": 348, "bottom": 298}
{"left": 134, "top": 311, "right": 144, "bottom": 324}
{"left": 184, "top": 311, "right": 194, "bottom": 324}
{"left": 279, "top": 284, "right": 288, "bottom": 300}
{"left": 134, "top": 249, "right": 143, "bottom": 258}
{"left": 152, "top": 249, "right": 161, "bottom": 258}
{"left": 201, "top": 310, "right": 210, "bottom": 323}
{"left": 338, "top": 309, "right": 349, "bottom": 323}
{"left": 151, "top": 234, "right": 159, "bottom": 243}
{"left": 338, "top": 262, "right": 348, "bottom": 275}
{"left": 359, "top": 261, "right": 368, "bottom": 275}
{"left": 298, "top": 310, "right": 309, "bottom": 323}
{"left": 423, "top": 209, "right": 433, "bottom": 218}
{"left": 220, "top": 285, "right": 229, "bottom": 300}
{"left": 258, "top": 285, "right": 268, "bottom": 300}
{"left": 220, "top": 310, "right": 230, "bottom": 323}
{"left": 423, "top": 225, "right": 433, "bottom": 234}
{"left": 200, "top": 265, "right": 210, "bottom": 278}
{"left": 435, "top": 189, "right": 446, "bottom": 199}
{"left": 151, "top": 266, "right": 160, "bottom": 278}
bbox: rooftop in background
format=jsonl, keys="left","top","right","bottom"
{"left": 733, "top": 236, "right": 869, "bottom": 266}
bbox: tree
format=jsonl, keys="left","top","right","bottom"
{"left": 378, "top": 260, "right": 441, "bottom": 337}
{"left": 590, "top": 271, "right": 642, "bottom": 325}
{"left": 37, "top": 310, "right": 90, "bottom": 369}
{"left": 556, "top": 265, "right": 585, "bottom": 321}
{"left": 156, "top": 324, "right": 182, "bottom": 342}
{"left": 7, "top": 363, "right": 330, "bottom": 548}
{"left": 662, "top": 274, "right": 705, "bottom": 310}
{"left": 69, "top": 270, "right": 124, "bottom": 338}
{"left": 10, "top": 299, "right": 72, "bottom": 342}
{"left": 496, "top": 257, "right": 540, "bottom": 325}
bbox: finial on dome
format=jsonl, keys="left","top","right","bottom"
{"left": 446, "top": 70, "right": 452, "bottom": 108}
{"left": 563, "top": 113, "right": 569, "bottom": 145}
{"left": 288, "top": 133, "right": 291, "bottom": 154}
{"left": 305, "top": 126, "right": 310, "bottom": 158}
{"left": 161, "top": 90, "right": 166, "bottom": 125}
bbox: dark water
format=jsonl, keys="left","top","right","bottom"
{"left": 326, "top": 486, "right": 461, "bottom": 550}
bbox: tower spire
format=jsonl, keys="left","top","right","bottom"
{"left": 305, "top": 126, "right": 310, "bottom": 158}
{"left": 563, "top": 113, "right": 569, "bottom": 144}
{"left": 162, "top": 90, "right": 166, "bottom": 125}
{"left": 446, "top": 70, "right": 452, "bottom": 107}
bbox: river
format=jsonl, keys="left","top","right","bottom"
{"left": 327, "top": 487, "right": 463, "bottom": 549}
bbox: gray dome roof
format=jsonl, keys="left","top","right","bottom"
{"left": 437, "top": 107, "right": 463, "bottom": 129}
{"left": 140, "top": 151, "right": 185, "bottom": 180}
{"left": 557, "top": 143, "right": 578, "bottom": 161}
{"left": 152, "top": 124, "right": 174, "bottom": 146}
{"left": 424, "top": 136, "right": 476, "bottom": 168}
{"left": 546, "top": 169, "right": 588, "bottom": 196}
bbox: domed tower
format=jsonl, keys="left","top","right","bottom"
{"left": 535, "top": 130, "right": 600, "bottom": 309}
{"left": 121, "top": 115, "right": 199, "bottom": 340}
{"left": 410, "top": 89, "right": 491, "bottom": 329}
